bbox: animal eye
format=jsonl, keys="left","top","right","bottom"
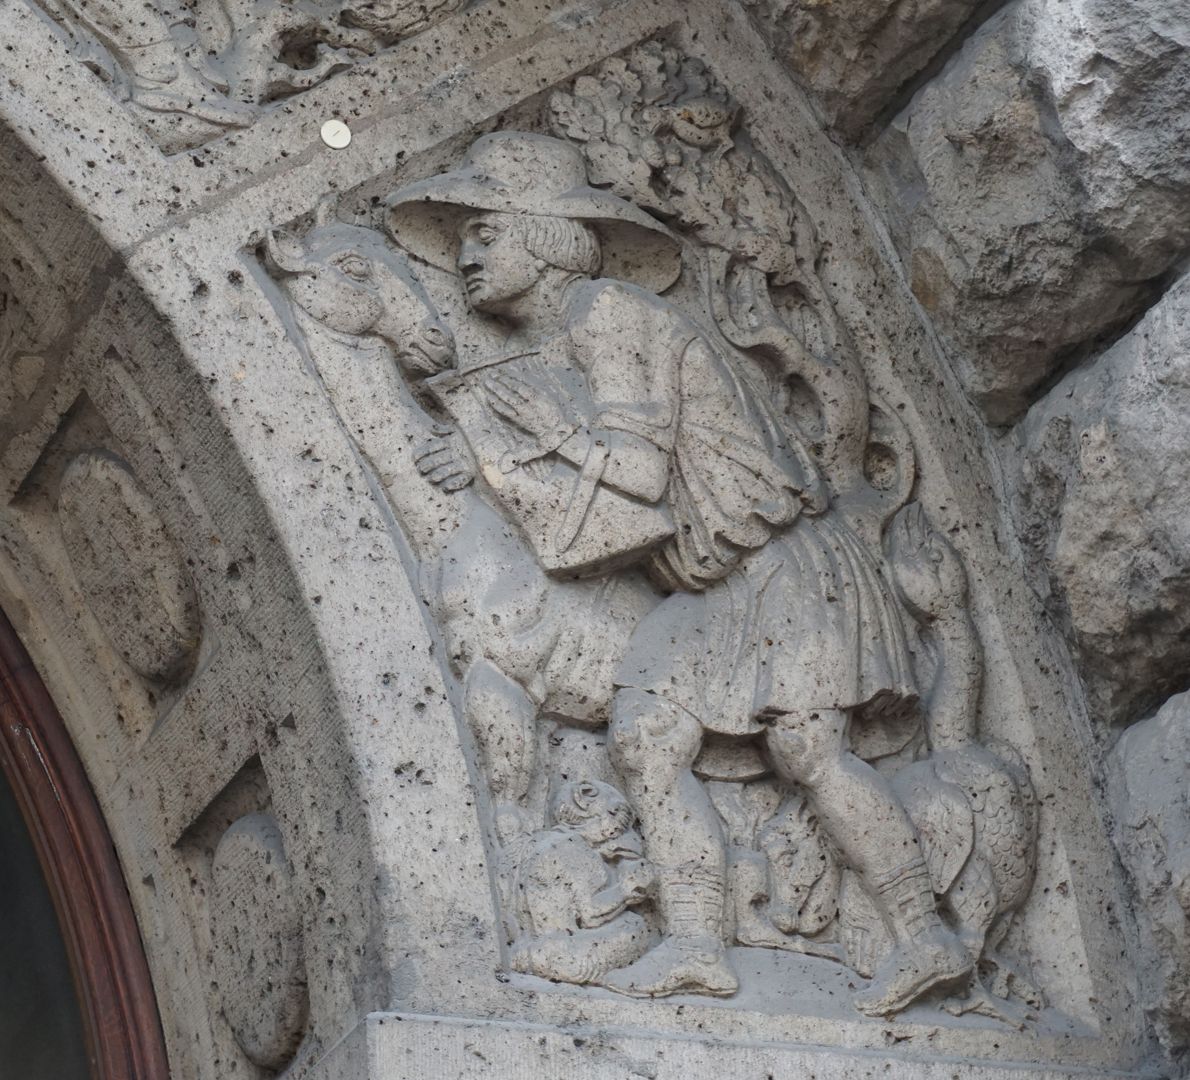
{"left": 335, "top": 255, "right": 372, "bottom": 281}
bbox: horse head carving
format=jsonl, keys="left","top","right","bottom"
{"left": 265, "top": 197, "right": 454, "bottom": 377}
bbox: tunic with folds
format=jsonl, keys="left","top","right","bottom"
{"left": 523, "top": 278, "right": 917, "bottom": 742}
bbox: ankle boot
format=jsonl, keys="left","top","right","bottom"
{"left": 602, "top": 863, "right": 738, "bottom": 998}
{"left": 853, "top": 857, "right": 971, "bottom": 1016}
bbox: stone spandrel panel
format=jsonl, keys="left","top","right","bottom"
{"left": 228, "top": 25, "right": 1145, "bottom": 1075}
{"left": 0, "top": 1, "right": 1165, "bottom": 1077}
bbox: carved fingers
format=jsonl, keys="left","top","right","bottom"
{"left": 581, "top": 884, "right": 631, "bottom": 928}
{"left": 484, "top": 372, "right": 573, "bottom": 443}
{"left": 414, "top": 433, "right": 473, "bottom": 492}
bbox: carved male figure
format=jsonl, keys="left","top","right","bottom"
{"left": 386, "top": 132, "right": 971, "bottom": 1015}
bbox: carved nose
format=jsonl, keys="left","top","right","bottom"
{"left": 457, "top": 243, "right": 483, "bottom": 272}
{"left": 768, "top": 903, "right": 799, "bottom": 934}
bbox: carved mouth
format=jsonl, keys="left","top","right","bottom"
{"left": 400, "top": 341, "right": 452, "bottom": 374}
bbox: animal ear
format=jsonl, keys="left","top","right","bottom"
{"left": 572, "top": 782, "right": 599, "bottom": 811}
{"left": 263, "top": 229, "right": 308, "bottom": 276}
{"left": 313, "top": 194, "right": 339, "bottom": 228}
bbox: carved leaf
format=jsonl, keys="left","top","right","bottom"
{"left": 549, "top": 40, "right": 802, "bottom": 277}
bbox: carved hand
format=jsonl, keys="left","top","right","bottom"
{"left": 414, "top": 430, "right": 474, "bottom": 492}
{"left": 580, "top": 883, "right": 631, "bottom": 929}
{"left": 615, "top": 854, "right": 656, "bottom": 903}
{"left": 484, "top": 372, "right": 576, "bottom": 448}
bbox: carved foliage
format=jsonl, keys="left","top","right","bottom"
{"left": 551, "top": 43, "right": 917, "bottom": 551}
{"left": 550, "top": 41, "right": 803, "bottom": 284}
{"left": 257, "top": 40, "right": 1045, "bottom": 1023}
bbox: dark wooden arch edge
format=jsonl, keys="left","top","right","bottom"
{"left": 0, "top": 607, "right": 171, "bottom": 1079}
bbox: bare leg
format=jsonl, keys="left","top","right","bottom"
{"left": 602, "top": 688, "right": 737, "bottom": 998}
{"left": 766, "top": 709, "right": 971, "bottom": 1016}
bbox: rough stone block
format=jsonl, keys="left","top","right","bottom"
{"left": 741, "top": 0, "right": 984, "bottom": 138}
{"left": 1109, "top": 690, "right": 1190, "bottom": 1068}
{"left": 1013, "top": 271, "right": 1190, "bottom": 727}
{"left": 871, "top": 0, "right": 1190, "bottom": 422}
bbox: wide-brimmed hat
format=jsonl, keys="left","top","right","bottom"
{"left": 385, "top": 132, "right": 682, "bottom": 293}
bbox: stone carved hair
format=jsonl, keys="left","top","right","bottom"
{"left": 515, "top": 215, "right": 602, "bottom": 276}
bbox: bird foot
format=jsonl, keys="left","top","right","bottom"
{"left": 943, "top": 980, "right": 1038, "bottom": 1028}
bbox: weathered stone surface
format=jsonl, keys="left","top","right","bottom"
{"left": 1109, "top": 690, "right": 1190, "bottom": 1068}
{"left": 24, "top": 0, "right": 464, "bottom": 152}
{"left": 57, "top": 450, "right": 202, "bottom": 685}
{"left": 1025, "top": 0, "right": 1190, "bottom": 259}
{"left": 312, "top": 1011, "right": 1160, "bottom": 1080}
{"left": 0, "top": 0, "right": 1172, "bottom": 1076}
{"left": 741, "top": 0, "right": 983, "bottom": 138}
{"left": 1013, "top": 271, "right": 1190, "bottom": 727}
{"left": 871, "top": 0, "right": 1190, "bottom": 422}
{"left": 209, "top": 813, "right": 308, "bottom": 1071}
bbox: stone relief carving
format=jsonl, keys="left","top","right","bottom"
{"left": 30, "top": 0, "right": 463, "bottom": 152}
{"left": 716, "top": 785, "right": 844, "bottom": 960}
{"left": 209, "top": 812, "right": 308, "bottom": 1071}
{"left": 504, "top": 779, "right": 654, "bottom": 985}
{"left": 262, "top": 196, "right": 657, "bottom": 846}
{"left": 57, "top": 449, "right": 202, "bottom": 685}
{"left": 261, "top": 40, "right": 1046, "bottom": 1025}
{"left": 854, "top": 503, "right": 1042, "bottom": 1022}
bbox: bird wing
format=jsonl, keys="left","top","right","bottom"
{"left": 897, "top": 765, "right": 975, "bottom": 895}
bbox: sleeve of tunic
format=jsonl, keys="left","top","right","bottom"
{"left": 558, "top": 281, "right": 687, "bottom": 505}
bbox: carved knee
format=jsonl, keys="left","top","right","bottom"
{"left": 766, "top": 710, "right": 846, "bottom": 787}
{"left": 609, "top": 688, "right": 702, "bottom": 776}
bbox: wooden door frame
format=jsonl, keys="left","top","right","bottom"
{"left": 0, "top": 609, "right": 170, "bottom": 1079}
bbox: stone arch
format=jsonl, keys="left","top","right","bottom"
{"left": 0, "top": 608, "right": 169, "bottom": 1078}
{"left": 0, "top": 97, "right": 495, "bottom": 1076}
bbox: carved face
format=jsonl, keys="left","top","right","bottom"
{"left": 457, "top": 212, "right": 544, "bottom": 315}
{"left": 552, "top": 780, "right": 634, "bottom": 849}
{"left": 267, "top": 226, "right": 455, "bottom": 375}
{"left": 282, "top": 247, "right": 387, "bottom": 336}
{"left": 758, "top": 805, "right": 838, "bottom": 937}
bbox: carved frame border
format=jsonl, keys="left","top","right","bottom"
{"left": 0, "top": 607, "right": 170, "bottom": 1080}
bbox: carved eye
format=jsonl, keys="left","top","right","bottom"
{"left": 334, "top": 255, "right": 373, "bottom": 282}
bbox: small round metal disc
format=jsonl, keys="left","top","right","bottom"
{"left": 320, "top": 119, "right": 351, "bottom": 149}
